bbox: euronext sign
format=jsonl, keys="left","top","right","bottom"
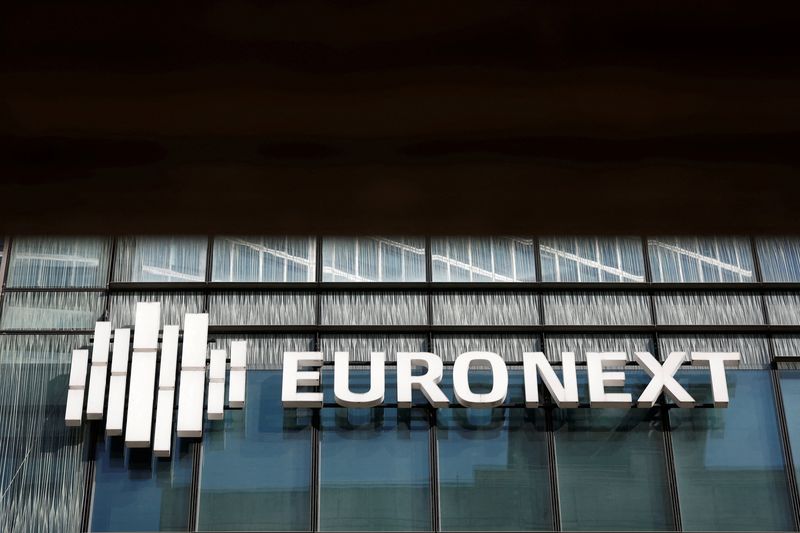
{"left": 282, "top": 350, "right": 740, "bottom": 409}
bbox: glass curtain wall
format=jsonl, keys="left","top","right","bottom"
{"left": 2, "top": 235, "right": 800, "bottom": 532}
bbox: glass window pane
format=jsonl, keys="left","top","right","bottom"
{"left": 319, "top": 408, "right": 431, "bottom": 531}
{"left": 543, "top": 291, "right": 651, "bottom": 325}
{"left": 0, "top": 335, "right": 88, "bottom": 532}
{"left": 778, "top": 371, "right": 800, "bottom": 488}
{"left": 210, "top": 292, "right": 316, "bottom": 325}
{"left": 756, "top": 237, "right": 800, "bottom": 282}
{"left": 109, "top": 292, "right": 204, "bottom": 329}
{"left": 431, "top": 237, "right": 535, "bottom": 282}
{"left": 544, "top": 334, "right": 654, "bottom": 363}
{"left": 669, "top": 371, "right": 794, "bottom": 531}
{"left": 198, "top": 371, "right": 313, "bottom": 531}
{"left": 437, "top": 409, "right": 552, "bottom": 531}
{"left": 212, "top": 236, "right": 316, "bottom": 282}
{"left": 432, "top": 292, "right": 539, "bottom": 326}
{"left": 321, "top": 292, "right": 427, "bottom": 325}
{"left": 655, "top": 292, "right": 764, "bottom": 325}
{"left": 432, "top": 334, "right": 541, "bottom": 364}
{"left": 659, "top": 334, "right": 771, "bottom": 369}
{"left": 90, "top": 435, "right": 193, "bottom": 532}
{"left": 1, "top": 291, "right": 105, "bottom": 330}
{"left": 210, "top": 334, "right": 315, "bottom": 370}
{"left": 319, "top": 334, "right": 427, "bottom": 363}
{"left": 765, "top": 292, "right": 800, "bottom": 325}
{"left": 323, "top": 237, "right": 425, "bottom": 282}
{"left": 113, "top": 237, "right": 207, "bottom": 282}
{"left": 7, "top": 237, "right": 111, "bottom": 288}
{"left": 553, "top": 407, "right": 673, "bottom": 531}
{"left": 647, "top": 237, "right": 755, "bottom": 283}
{"left": 539, "top": 237, "right": 644, "bottom": 283}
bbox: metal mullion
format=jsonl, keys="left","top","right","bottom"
{"left": 770, "top": 370, "right": 800, "bottom": 529}
{"left": 80, "top": 416, "right": 98, "bottom": 532}
{"left": 189, "top": 441, "right": 202, "bottom": 532}
{"left": 545, "top": 405, "right": 561, "bottom": 531}
{"left": 0, "top": 237, "right": 12, "bottom": 327}
{"left": 312, "top": 235, "right": 322, "bottom": 532}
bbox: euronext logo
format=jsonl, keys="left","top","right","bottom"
{"left": 65, "top": 302, "right": 247, "bottom": 457}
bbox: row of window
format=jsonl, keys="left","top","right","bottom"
{"left": 3, "top": 290, "right": 800, "bottom": 332}
{"left": 5, "top": 236, "right": 800, "bottom": 287}
{"left": 86, "top": 369, "right": 800, "bottom": 532}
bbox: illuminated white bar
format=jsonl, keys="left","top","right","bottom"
{"left": 207, "top": 349, "right": 226, "bottom": 420}
{"left": 125, "top": 303, "right": 161, "bottom": 447}
{"left": 153, "top": 325, "right": 180, "bottom": 457}
{"left": 65, "top": 349, "right": 89, "bottom": 427}
{"left": 86, "top": 322, "right": 111, "bottom": 419}
{"left": 177, "top": 314, "right": 209, "bottom": 437}
{"left": 153, "top": 389, "right": 175, "bottom": 457}
{"left": 177, "top": 369, "right": 205, "bottom": 437}
{"left": 228, "top": 340, "right": 247, "bottom": 408}
{"left": 106, "top": 328, "right": 130, "bottom": 436}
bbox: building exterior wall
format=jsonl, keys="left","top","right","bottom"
{"left": 2, "top": 235, "right": 800, "bottom": 532}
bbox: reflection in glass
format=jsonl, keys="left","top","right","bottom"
{"left": 0, "top": 291, "right": 105, "bottom": 330}
{"left": 321, "top": 292, "right": 427, "bottom": 325}
{"left": 198, "top": 372, "right": 313, "bottom": 531}
{"left": 543, "top": 292, "right": 651, "bottom": 325}
{"left": 0, "top": 335, "right": 88, "bottom": 532}
{"left": 765, "top": 292, "right": 800, "bottom": 325}
{"left": 655, "top": 292, "right": 764, "bottom": 325}
{"left": 778, "top": 372, "right": 800, "bottom": 491}
{"left": 432, "top": 334, "right": 540, "bottom": 364}
{"left": 212, "top": 236, "right": 316, "bottom": 282}
{"left": 437, "top": 409, "right": 551, "bottom": 531}
{"left": 210, "top": 292, "right": 316, "bottom": 325}
{"left": 109, "top": 291, "right": 204, "bottom": 329}
{"left": 755, "top": 237, "right": 800, "bottom": 282}
{"left": 647, "top": 236, "right": 754, "bottom": 283}
{"left": 553, "top": 408, "right": 673, "bottom": 531}
{"left": 113, "top": 237, "right": 207, "bottom": 282}
{"left": 432, "top": 292, "right": 538, "bottom": 325}
{"left": 659, "top": 334, "right": 771, "bottom": 369}
{"left": 544, "top": 334, "right": 654, "bottom": 363}
{"left": 539, "top": 236, "right": 644, "bottom": 283}
{"left": 210, "top": 334, "right": 315, "bottom": 370}
{"left": 91, "top": 435, "right": 193, "bottom": 532}
{"left": 319, "top": 408, "right": 431, "bottom": 531}
{"left": 431, "top": 237, "right": 536, "bottom": 282}
{"left": 319, "top": 334, "right": 427, "bottom": 363}
{"left": 669, "top": 371, "right": 794, "bottom": 531}
{"left": 7, "top": 237, "right": 112, "bottom": 288}
{"left": 322, "top": 237, "right": 425, "bottom": 282}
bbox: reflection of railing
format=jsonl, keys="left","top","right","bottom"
{"left": 140, "top": 265, "right": 204, "bottom": 281}
{"left": 12, "top": 253, "right": 101, "bottom": 266}
{"left": 433, "top": 237, "right": 531, "bottom": 282}
{"left": 650, "top": 239, "right": 752, "bottom": 280}
{"left": 324, "top": 237, "right": 425, "bottom": 282}
{"left": 539, "top": 243, "right": 644, "bottom": 282}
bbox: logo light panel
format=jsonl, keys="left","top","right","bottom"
{"left": 65, "top": 302, "right": 246, "bottom": 457}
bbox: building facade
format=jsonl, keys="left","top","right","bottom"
{"left": 2, "top": 235, "right": 800, "bottom": 532}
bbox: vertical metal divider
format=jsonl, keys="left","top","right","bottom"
{"left": 534, "top": 237, "right": 560, "bottom": 531}
{"left": 424, "top": 237, "right": 440, "bottom": 531}
{"left": 753, "top": 237, "right": 800, "bottom": 529}
{"left": 0, "top": 237, "right": 13, "bottom": 328}
{"left": 643, "top": 235, "right": 684, "bottom": 531}
{"left": 188, "top": 236, "right": 214, "bottom": 532}
{"left": 311, "top": 236, "right": 323, "bottom": 532}
{"left": 81, "top": 236, "right": 115, "bottom": 532}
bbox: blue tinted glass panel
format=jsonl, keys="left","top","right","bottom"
{"left": 669, "top": 371, "right": 794, "bottom": 531}
{"left": 437, "top": 408, "right": 552, "bottom": 531}
{"left": 778, "top": 371, "right": 800, "bottom": 490}
{"left": 319, "top": 408, "right": 431, "bottom": 531}
{"left": 198, "top": 372, "right": 313, "bottom": 531}
{"left": 90, "top": 435, "right": 193, "bottom": 532}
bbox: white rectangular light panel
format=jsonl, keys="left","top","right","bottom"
{"left": 68, "top": 349, "right": 89, "bottom": 389}
{"left": 177, "top": 369, "right": 205, "bottom": 437}
{"left": 153, "top": 389, "right": 175, "bottom": 457}
{"left": 207, "top": 349, "right": 226, "bottom": 420}
{"left": 106, "top": 329, "right": 131, "bottom": 436}
{"left": 133, "top": 302, "right": 161, "bottom": 351}
{"left": 181, "top": 313, "right": 208, "bottom": 369}
{"left": 159, "top": 325, "right": 180, "bottom": 389}
{"left": 125, "top": 351, "right": 157, "bottom": 447}
{"left": 110, "top": 328, "right": 131, "bottom": 375}
{"left": 65, "top": 389, "right": 85, "bottom": 427}
{"left": 106, "top": 375, "right": 127, "bottom": 436}
{"left": 229, "top": 340, "right": 247, "bottom": 408}
{"left": 85, "top": 322, "right": 112, "bottom": 419}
